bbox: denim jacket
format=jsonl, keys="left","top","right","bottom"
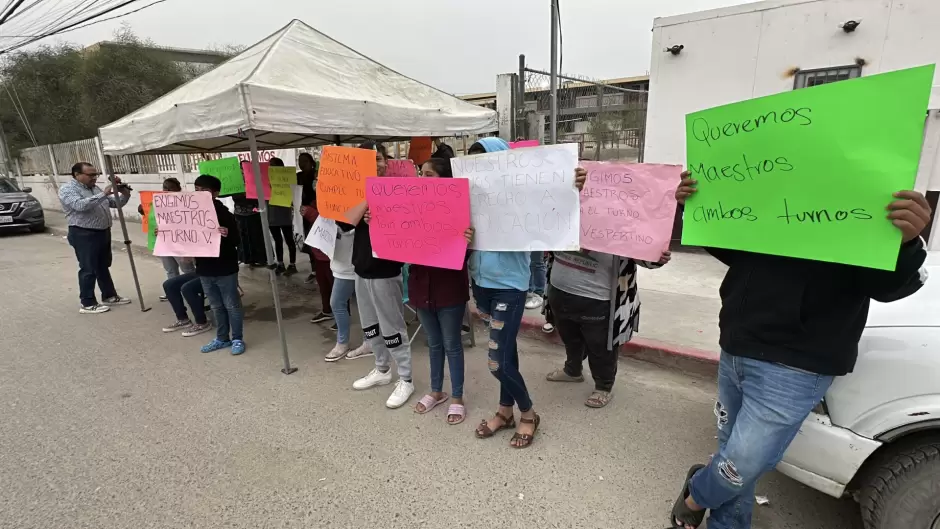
{"left": 469, "top": 251, "right": 531, "bottom": 292}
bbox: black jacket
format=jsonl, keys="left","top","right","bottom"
{"left": 712, "top": 238, "right": 926, "bottom": 376}
{"left": 196, "top": 199, "right": 241, "bottom": 277}
{"left": 339, "top": 219, "right": 403, "bottom": 279}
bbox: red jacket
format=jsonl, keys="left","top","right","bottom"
{"left": 407, "top": 262, "right": 470, "bottom": 311}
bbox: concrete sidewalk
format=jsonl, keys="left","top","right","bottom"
{"left": 43, "top": 209, "right": 724, "bottom": 372}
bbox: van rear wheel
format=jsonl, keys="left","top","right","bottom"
{"left": 858, "top": 438, "right": 940, "bottom": 529}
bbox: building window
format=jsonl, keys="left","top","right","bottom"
{"left": 794, "top": 65, "right": 861, "bottom": 89}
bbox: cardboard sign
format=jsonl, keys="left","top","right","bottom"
{"left": 509, "top": 140, "right": 540, "bottom": 149}
{"left": 152, "top": 191, "right": 221, "bottom": 258}
{"left": 408, "top": 137, "right": 433, "bottom": 166}
{"left": 386, "top": 159, "right": 417, "bottom": 178}
{"left": 579, "top": 162, "right": 681, "bottom": 261}
{"left": 304, "top": 216, "right": 337, "bottom": 260}
{"left": 198, "top": 157, "right": 245, "bottom": 196}
{"left": 451, "top": 143, "right": 581, "bottom": 251}
{"left": 366, "top": 177, "right": 471, "bottom": 270}
{"left": 683, "top": 65, "right": 935, "bottom": 270}
{"left": 139, "top": 190, "right": 161, "bottom": 233}
{"left": 268, "top": 166, "right": 295, "bottom": 207}
{"left": 317, "top": 146, "right": 376, "bottom": 221}
{"left": 242, "top": 161, "right": 271, "bottom": 200}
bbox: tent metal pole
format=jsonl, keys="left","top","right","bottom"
{"left": 248, "top": 130, "right": 296, "bottom": 375}
{"left": 95, "top": 136, "right": 150, "bottom": 313}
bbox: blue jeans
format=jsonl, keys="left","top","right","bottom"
{"left": 689, "top": 351, "right": 834, "bottom": 529}
{"left": 417, "top": 305, "right": 466, "bottom": 398}
{"left": 163, "top": 272, "right": 207, "bottom": 324}
{"left": 529, "top": 251, "right": 546, "bottom": 295}
{"left": 200, "top": 273, "right": 243, "bottom": 342}
{"left": 472, "top": 285, "right": 531, "bottom": 411}
{"left": 330, "top": 278, "right": 356, "bottom": 344}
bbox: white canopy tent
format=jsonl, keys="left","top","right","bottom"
{"left": 97, "top": 19, "right": 497, "bottom": 374}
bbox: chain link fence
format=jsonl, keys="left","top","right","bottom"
{"left": 520, "top": 68, "right": 648, "bottom": 162}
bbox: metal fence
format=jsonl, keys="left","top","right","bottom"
{"left": 519, "top": 66, "right": 648, "bottom": 162}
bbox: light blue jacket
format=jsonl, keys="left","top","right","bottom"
{"left": 467, "top": 137, "right": 531, "bottom": 292}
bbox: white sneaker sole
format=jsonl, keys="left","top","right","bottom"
{"left": 353, "top": 376, "right": 392, "bottom": 390}
{"left": 386, "top": 392, "right": 414, "bottom": 409}
{"left": 181, "top": 326, "right": 212, "bottom": 338}
{"left": 345, "top": 351, "right": 374, "bottom": 360}
{"left": 324, "top": 352, "right": 347, "bottom": 363}
{"left": 79, "top": 308, "right": 110, "bottom": 314}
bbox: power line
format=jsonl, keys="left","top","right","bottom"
{"left": 0, "top": 0, "right": 27, "bottom": 26}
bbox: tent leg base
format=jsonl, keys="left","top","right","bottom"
{"left": 281, "top": 367, "right": 298, "bottom": 375}
{"left": 140, "top": 307, "right": 152, "bottom": 313}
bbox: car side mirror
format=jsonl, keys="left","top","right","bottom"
{"left": 22, "top": 187, "right": 32, "bottom": 193}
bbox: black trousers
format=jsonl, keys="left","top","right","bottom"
{"left": 268, "top": 225, "right": 296, "bottom": 264}
{"left": 301, "top": 218, "right": 316, "bottom": 266}
{"left": 235, "top": 214, "right": 266, "bottom": 265}
{"left": 548, "top": 287, "right": 617, "bottom": 392}
{"left": 67, "top": 226, "right": 118, "bottom": 307}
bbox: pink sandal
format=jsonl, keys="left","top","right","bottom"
{"left": 414, "top": 393, "right": 449, "bottom": 414}
{"left": 446, "top": 404, "right": 466, "bottom": 425}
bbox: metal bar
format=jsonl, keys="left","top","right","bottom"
{"left": 595, "top": 84, "right": 604, "bottom": 161}
{"left": 518, "top": 54, "right": 526, "bottom": 140}
{"left": 549, "top": 0, "right": 558, "bottom": 145}
{"left": 247, "top": 129, "right": 296, "bottom": 375}
{"left": 524, "top": 67, "right": 648, "bottom": 94}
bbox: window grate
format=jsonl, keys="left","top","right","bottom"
{"left": 794, "top": 65, "right": 862, "bottom": 89}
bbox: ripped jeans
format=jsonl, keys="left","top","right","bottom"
{"left": 472, "top": 284, "right": 531, "bottom": 412}
{"left": 689, "top": 351, "right": 833, "bottom": 529}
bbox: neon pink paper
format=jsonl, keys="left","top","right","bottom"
{"left": 152, "top": 191, "right": 221, "bottom": 258}
{"left": 366, "top": 177, "right": 470, "bottom": 270}
{"left": 509, "top": 140, "right": 540, "bottom": 149}
{"left": 386, "top": 159, "right": 417, "bottom": 178}
{"left": 242, "top": 161, "right": 271, "bottom": 200}
{"left": 579, "top": 162, "right": 681, "bottom": 261}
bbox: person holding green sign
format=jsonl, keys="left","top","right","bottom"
{"left": 668, "top": 173, "right": 931, "bottom": 529}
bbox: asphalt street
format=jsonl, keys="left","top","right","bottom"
{"left": 0, "top": 230, "right": 862, "bottom": 528}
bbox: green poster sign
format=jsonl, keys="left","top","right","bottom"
{"left": 682, "top": 64, "right": 934, "bottom": 271}
{"left": 198, "top": 157, "right": 245, "bottom": 196}
{"left": 147, "top": 207, "right": 157, "bottom": 252}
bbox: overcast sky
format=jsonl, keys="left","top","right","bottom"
{"left": 15, "top": 0, "right": 749, "bottom": 95}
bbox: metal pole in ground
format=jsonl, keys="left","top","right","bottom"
{"left": 247, "top": 130, "right": 295, "bottom": 375}
{"left": 549, "top": 0, "right": 558, "bottom": 145}
{"left": 95, "top": 135, "right": 150, "bottom": 313}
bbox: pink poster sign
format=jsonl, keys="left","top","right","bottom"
{"left": 579, "top": 162, "right": 681, "bottom": 261}
{"left": 152, "top": 191, "right": 221, "bottom": 258}
{"left": 365, "top": 177, "right": 471, "bottom": 270}
{"left": 509, "top": 140, "right": 540, "bottom": 149}
{"left": 242, "top": 161, "right": 271, "bottom": 200}
{"left": 386, "top": 159, "right": 417, "bottom": 178}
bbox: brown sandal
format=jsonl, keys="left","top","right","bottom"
{"left": 475, "top": 412, "right": 515, "bottom": 439}
{"left": 510, "top": 414, "right": 541, "bottom": 449}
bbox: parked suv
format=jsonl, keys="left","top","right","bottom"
{"left": 0, "top": 177, "right": 44, "bottom": 233}
{"left": 778, "top": 250, "right": 939, "bottom": 529}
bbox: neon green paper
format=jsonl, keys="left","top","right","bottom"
{"left": 268, "top": 166, "right": 295, "bottom": 207}
{"left": 198, "top": 157, "right": 245, "bottom": 196}
{"left": 147, "top": 207, "right": 157, "bottom": 252}
{"left": 682, "top": 65, "right": 934, "bottom": 271}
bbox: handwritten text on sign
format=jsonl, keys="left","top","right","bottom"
{"left": 304, "top": 216, "right": 337, "bottom": 260}
{"left": 366, "top": 177, "right": 471, "bottom": 270}
{"left": 683, "top": 65, "right": 935, "bottom": 271}
{"left": 198, "top": 157, "right": 245, "bottom": 196}
{"left": 243, "top": 161, "right": 271, "bottom": 200}
{"left": 317, "top": 146, "right": 377, "bottom": 222}
{"left": 451, "top": 143, "right": 580, "bottom": 251}
{"left": 580, "top": 162, "right": 680, "bottom": 261}
{"left": 268, "top": 166, "right": 295, "bottom": 207}
{"left": 153, "top": 191, "right": 221, "bottom": 258}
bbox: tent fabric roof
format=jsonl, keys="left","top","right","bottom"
{"left": 98, "top": 20, "right": 498, "bottom": 155}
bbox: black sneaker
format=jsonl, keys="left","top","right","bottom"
{"left": 310, "top": 311, "right": 334, "bottom": 324}
{"left": 275, "top": 264, "right": 286, "bottom": 275}
{"left": 284, "top": 264, "right": 298, "bottom": 277}
{"left": 304, "top": 273, "right": 316, "bottom": 284}
{"left": 328, "top": 322, "right": 338, "bottom": 331}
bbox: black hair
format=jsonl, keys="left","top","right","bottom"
{"left": 467, "top": 142, "right": 486, "bottom": 155}
{"left": 357, "top": 140, "right": 389, "bottom": 161}
{"left": 298, "top": 152, "right": 314, "bottom": 164}
{"left": 269, "top": 157, "right": 284, "bottom": 167}
{"left": 193, "top": 174, "right": 222, "bottom": 193}
{"left": 162, "top": 177, "right": 182, "bottom": 191}
{"left": 71, "top": 162, "right": 93, "bottom": 177}
{"left": 432, "top": 143, "right": 455, "bottom": 160}
{"left": 422, "top": 157, "right": 453, "bottom": 178}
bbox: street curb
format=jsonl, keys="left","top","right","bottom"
{"left": 48, "top": 221, "right": 719, "bottom": 377}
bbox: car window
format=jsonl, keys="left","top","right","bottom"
{"left": 0, "top": 178, "right": 19, "bottom": 193}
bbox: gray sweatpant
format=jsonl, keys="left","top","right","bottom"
{"left": 355, "top": 274, "right": 412, "bottom": 380}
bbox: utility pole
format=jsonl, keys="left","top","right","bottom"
{"left": 549, "top": 0, "right": 559, "bottom": 145}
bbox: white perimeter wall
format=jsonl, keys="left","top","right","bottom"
{"left": 644, "top": 0, "right": 940, "bottom": 192}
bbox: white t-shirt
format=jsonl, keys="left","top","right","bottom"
{"left": 331, "top": 229, "right": 356, "bottom": 280}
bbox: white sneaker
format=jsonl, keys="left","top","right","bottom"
{"left": 79, "top": 303, "right": 110, "bottom": 314}
{"left": 386, "top": 379, "right": 415, "bottom": 409}
{"left": 353, "top": 368, "right": 392, "bottom": 390}
{"left": 325, "top": 343, "right": 349, "bottom": 363}
{"left": 525, "top": 293, "right": 544, "bottom": 310}
{"left": 102, "top": 295, "right": 132, "bottom": 306}
{"left": 346, "top": 342, "right": 374, "bottom": 360}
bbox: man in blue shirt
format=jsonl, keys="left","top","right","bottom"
{"left": 58, "top": 162, "right": 132, "bottom": 314}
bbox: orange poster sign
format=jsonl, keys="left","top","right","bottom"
{"left": 316, "top": 146, "right": 377, "bottom": 222}
{"left": 139, "top": 191, "right": 162, "bottom": 233}
{"left": 408, "top": 137, "right": 433, "bottom": 166}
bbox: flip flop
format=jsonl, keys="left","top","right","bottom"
{"left": 669, "top": 464, "right": 707, "bottom": 528}
{"left": 446, "top": 404, "right": 466, "bottom": 425}
{"left": 414, "top": 393, "right": 449, "bottom": 414}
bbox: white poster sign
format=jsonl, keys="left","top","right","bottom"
{"left": 304, "top": 216, "right": 337, "bottom": 260}
{"left": 291, "top": 185, "right": 305, "bottom": 248}
{"left": 451, "top": 143, "right": 580, "bottom": 251}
